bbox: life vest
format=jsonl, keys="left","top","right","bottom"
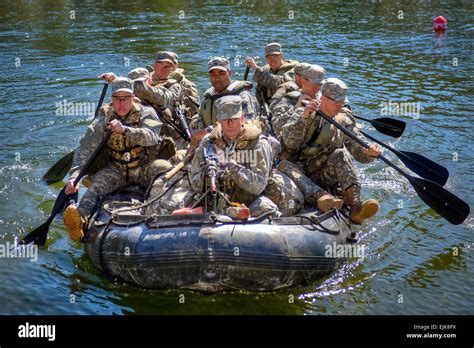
{"left": 201, "top": 80, "right": 253, "bottom": 127}
{"left": 300, "top": 107, "right": 355, "bottom": 160}
{"left": 256, "top": 59, "right": 298, "bottom": 104}
{"left": 104, "top": 102, "right": 148, "bottom": 170}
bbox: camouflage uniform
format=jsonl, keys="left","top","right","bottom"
{"left": 281, "top": 79, "right": 375, "bottom": 193}
{"left": 263, "top": 168, "right": 304, "bottom": 216}
{"left": 70, "top": 81, "right": 172, "bottom": 217}
{"left": 189, "top": 96, "right": 277, "bottom": 217}
{"left": 191, "top": 57, "right": 260, "bottom": 130}
{"left": 269, "top": 63, "right": 325, "bottom": 146}
{"left": 253, "top": 43, "right": 298, "bottom": 105}
{"left": 169, "top": 67, "right": 200, "bottom": 118}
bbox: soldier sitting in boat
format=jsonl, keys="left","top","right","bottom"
{"left": 188, "top": 95, "right": 278, "bottom": 217}
{"left": 63, "top": 77, "right": 172, "bottom": 241}
{"left": 245, "top": 42, "right": 299, "bottom": 106}
{"left": 190, "top": 57, "right": 260, "bottom": 132}
{"left": 281, "top": 78, "right": 381, "bottom": 224}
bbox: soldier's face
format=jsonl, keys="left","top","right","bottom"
{"left": 266, "top": 53, "right": 283, "bottom": 70}
{"left": 321, "top": 95, "right": 343, "bottom": 117}
{"left": 112, "top": 92, "right": 134, "bottom": 117}
{"left": 209, "top": 69, "right": 232, "bottom": 93}
{"left": 301, "top": 78, "right": 321, "bottom": 98}
{"left": 220, "top": 114, "right": 244, "bottom": 140}
{"left": 154, "top": 61, "right": 175, "bottom": 79}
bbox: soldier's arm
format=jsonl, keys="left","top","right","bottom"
{"left": 240, "top": 90, "right": 260, "bottom": 120}
{"left": 134, "top": 80, "right": 183, "bottom": 108}
{"left": 226, "top": 141, "right": 271, "bottom": 196}
{"left": 269, "top": 96, "right": 293, "bottom": 140}
{"left": 253, "top": 67, "right": 295, "bottom": 90}
{"left": 69, "top": 107, "right": 108, "bottom": 179}
{"left": 125, "top": 107, "right": 162, "bottom": 147}
{"left": 189, "top": 139, "right": 208, "bottom": 192}
{"left": 281, "top": 108, "right": 310, "bottom": 150}
{"left": 339, "top": 109, "right": 375, "bottom": 164}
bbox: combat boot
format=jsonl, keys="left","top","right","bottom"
{"left": 343, "top": 184, "right": 379, "bottom": 224}
{"left": 63, "top": 204, "right": 86, "bottom": 242}
{"left": 316, "top": 193, "right": 344, "bottom": 213}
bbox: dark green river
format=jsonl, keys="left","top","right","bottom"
{"left": 0, "top": 0, "right": 473, "bottom": 315}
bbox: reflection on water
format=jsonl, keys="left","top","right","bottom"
{"left": 0, "top": 0, "right": 473, "bottom": 315}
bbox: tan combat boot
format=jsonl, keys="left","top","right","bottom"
{"left": 63, "top": 204, "right": 85, "bottom": 242}
{"left": 343, "top": 184, "right": 379, "bottom": 224}
{"left": 316, "top": 193, "right": 344, "bottom": 213}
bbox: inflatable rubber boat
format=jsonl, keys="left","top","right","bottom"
{"left": 84, "top": 187, "right": 356, "bottom": 292}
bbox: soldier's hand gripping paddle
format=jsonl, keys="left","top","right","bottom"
{"left": 21, "top": 130, "right": 112, "bottom": 246}
{"left": 316, "top": 110, "right": 470, "bottom": 225}
{"left": 353, "top": 114, "right": 406, "bottom": 138}
{"left": 42, "top": 83, "right": 109, "bottom": 185}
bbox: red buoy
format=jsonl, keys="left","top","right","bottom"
{"left": 433, "top": 16, "right": 447, "bottom": 32}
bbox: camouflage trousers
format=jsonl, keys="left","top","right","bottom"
{"left": 78, "top": 159, "right": 172, "bottom": 217}
{"left": 263, "top": 169, "right": 304, "bottom": 216}
{"left": 306, "top": 148, "right": 359, "bottom": 194}
{"left": 277, "top": 160, "right": 326, "bottom": 206}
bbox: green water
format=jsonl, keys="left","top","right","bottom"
{"left": 0, "top": 0, "right": 473, "bottom": 315}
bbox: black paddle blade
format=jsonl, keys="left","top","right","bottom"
{"left": 410, "top": 176, "right": 470, "bottom": 225}
{"left": 19, "top": 219, "right": 52, "bottom": 246}
{"left": 399, "top": 151, "right": 449, "bottom": 186}
{"left": 371, "top": 117, "right": 406, "bottom": 138}
{"left": 42, "top": 151, "right": 74, "bottom": 185}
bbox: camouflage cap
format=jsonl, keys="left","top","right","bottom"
{"left": 127, "top": 67, "right": 150, "bottom": 81}
{"left": 294, "top": 63, "right": 326, "bottom": 84}
{"left": 215, "top": 95, "right": 243, "bottom": 121}
{"left": 321, "top": 78, "right": 348, "bottom": 104}
{"left": 208, "top": 57, "right": 230, "bottom": 72}
{"left": 111, "top": 77, "right": 134, "bottom": 95}
{"left": 155, "top": 51, "right": 178, "bottom": 64}
{"left": 264, "top": 42, "right": 282, "bottom": 56}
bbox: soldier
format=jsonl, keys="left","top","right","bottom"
{"left": 245, "top": 42, "right": 299, "bottom": 106}
{"left": 190, "top": 57, "right": 260, "bottom": 131}
{"left": 189, "top": 95, "right": 278, "bottom": 217}
{"left": 281, "top": 78, "right": 381, "bottom": 224}
{"left": 63, "top": 77, "right": 172, "bottom": 241}
{"left": 269, "top": 62, "right": 326, "bottom": 145}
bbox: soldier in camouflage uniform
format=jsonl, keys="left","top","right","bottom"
{"left": 269, "top": 62, "right": 326, "bottom": 146}
{"left": 245, "top": 42, "right": 299, "bottom": 106}
{"left": 281, "top": 78, "right": 382, "bottom": 224}
{"left": 190, "top": 57, "right": 260, "bottom": 131}
{"left": 189, "top": 95, "right": 278, "bottom": 217}
{"left": 63, "top": 78, "right": 172, "bottom": 241}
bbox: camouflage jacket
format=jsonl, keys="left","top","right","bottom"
{"left": 191, "top": 80, "right": 260, "bottom": 130}
{"left": 133, "top": 77, "right": 183, "bottom": 109}
{"left": 69, "top": 102, "right": 162, "bottom": 179}
{"left": 169, "top": 68, "right": 200, "bottom": 117}
{"left": 281, "top": 106, "right": 375, "bottom": 164}
{"left": 268, "top": 81, "right": 301, "bottom": 141}
{"left": 253, "top": 59, "right": 298, "bottom": 104}
{"left": 189, "top": 122, "right": 273, "bottom": 206}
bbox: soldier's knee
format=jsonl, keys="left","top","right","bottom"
{"left": 150, "top": 159, "right": 173, "bottom": 176}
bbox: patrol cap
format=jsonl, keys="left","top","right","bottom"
{"left": 111, "top": 77, "right": 134, "bottom": 95}
{"left": 127, "top": 67, "right": 150, "bottom": 81}
{"left": 294, "top": 63, "right": 326, "bottom": 84}
{"left": 321, "top": 78, "right": 348, "bottom": 104}
{"left": 215, "top": 95, "right": 243, "bottom": 121}
{"left": 208, "top": 57, "right": 231, "bottom": 72}
{"left": 264, "top": 42, "right": 282, "bottom": 56}
{"left": 155, "top": 51, "right": 178, "bottom": 64}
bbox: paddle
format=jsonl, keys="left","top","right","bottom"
{"left": 243, "top": 66, "right": 249, "bottom": 81}
{"left": 358, "top": 128, "right": 449, "bottom": 186}
{"left": 42, "top": 83, "right": 109, "bottom": 184}
{"left": 353, "top": 114, "right": 406, "bottom": 138}
{"left": 20, "top": 130, "right": 112, "bottom": 246}
{"left": 315, "top": 110, "right": 470, "bottom": 225}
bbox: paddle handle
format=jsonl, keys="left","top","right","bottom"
{"left": 358, "top": 128, "right": 400, "bottom": 156}
{"left": 93, "top": 83, "right": 109, "bottom": 120}
{"left": 243, "top": 66, "right": 249, "bottom": 81}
